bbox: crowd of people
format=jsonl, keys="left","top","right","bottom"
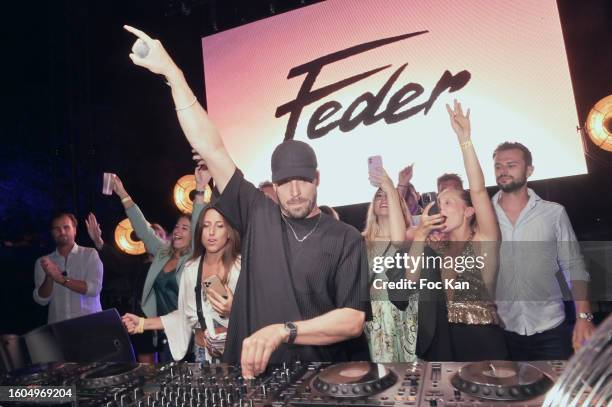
{"left": 32, "top": 26, "right": 595, "bottom": 373}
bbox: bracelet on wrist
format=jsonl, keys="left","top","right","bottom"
{"left": 121, "top": 196, "right": 132, "bottom": 204}
{"left": 175, "top": 96, "right": 198, "bottom": 111}
{"left": 136, "top": 317, "right": 146, "bottom": 334}
{"left": 460, "top": 140, "right": 473, "bottom": 150}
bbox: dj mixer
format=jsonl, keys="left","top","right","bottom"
{"left": 1, "top": 359, "right": 574, "bottom": 406}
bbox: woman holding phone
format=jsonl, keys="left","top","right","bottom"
{"left": 363, "top": 164, "right": 418, "bottom": 362}
{"left": 122, "top": 207, "right": 241, "bottom": 362}
{"left": 406, "top": 100, "right": 506, "bottom": 361}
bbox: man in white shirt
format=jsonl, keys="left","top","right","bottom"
{"left": 33, "top": 213, "right": 103, "bottom": 323}
{"left": 492, "top": 142, "right": 595, "bottom": 360}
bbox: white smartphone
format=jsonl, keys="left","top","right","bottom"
{"left": 368, "top": 155, "right": 383, "bottom": 187}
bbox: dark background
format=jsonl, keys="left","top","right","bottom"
{"left": 1, "top": 0, "right": 611, "bottom": 334}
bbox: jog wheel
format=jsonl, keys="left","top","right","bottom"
{"left": 451, "top": 360, "right": 553, "bottom": 401}
{"left": 311, "top": 362, "right": 397, "bottom": 398}
{"left": 75, "top": 363, "right": 148, "bottom": 389}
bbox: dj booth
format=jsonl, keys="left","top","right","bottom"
{"left": 1, "top": 310, "right": 609, "bottom": 406}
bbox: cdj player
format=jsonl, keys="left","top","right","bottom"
{"left": 0, "top": 359, "right": 575, "bottom": 406}
{"left": 4, "top": 313, "right": 610, "bottom": 405}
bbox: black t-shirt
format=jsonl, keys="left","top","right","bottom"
{"left": 214, "top": 169, "right": 370, "bottom": 364}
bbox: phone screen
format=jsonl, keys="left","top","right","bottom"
{"left": 428, "top": 202, "right": 440, "bottom": 216}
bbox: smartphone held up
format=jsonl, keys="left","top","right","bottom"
{"left": 367, "top": 155, "right": 383, "bottom": 187}
{"left": 421, "top": 192, "right": 439, "bottom": 215}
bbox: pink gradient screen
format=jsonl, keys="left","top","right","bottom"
{"left": 202, "top": 0, "right": 586, "bottom": 206}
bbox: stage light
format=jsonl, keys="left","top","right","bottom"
{"left": 585, "top": 95, "right": 612, "bottom": 152}
{"left": 114, "top": 218, "right": 146, "bottom": 255}
{"left": 173, "top": 174, "right": 212, "bottom": 214}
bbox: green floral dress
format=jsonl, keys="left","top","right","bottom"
{"left": 364, "top": 244, "right": 418, "bottom": 363}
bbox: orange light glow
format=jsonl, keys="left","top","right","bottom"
{"left": 173, "top": 174, "right": 212, "bottom": 214}
{"left": 114, "top": 218, "right": 146, "bottom": 255}
{"left": 586, "top": 95, "right": 612, "bottom": 152}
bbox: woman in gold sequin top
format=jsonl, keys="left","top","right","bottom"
{"left": 407, "top": 100, "right": 508, "bottom": 361}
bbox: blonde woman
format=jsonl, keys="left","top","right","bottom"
{"left": 363, "top": 167, "right": 418, "bottom": 362}
{"left": 111, "top": 167, "right": 208, "bottom": 361}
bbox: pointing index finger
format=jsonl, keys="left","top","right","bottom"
{"left": 123, "top": 25, "right": 153, "bottom": 43}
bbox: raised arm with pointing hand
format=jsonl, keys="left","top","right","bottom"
{"left": 124, "top": 25, "right": 236, "bottom": 192}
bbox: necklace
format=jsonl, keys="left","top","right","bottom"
{"left": 281, "top": 213, "right": 322, "bottom": 242}
{"left": 438, "top": 230, "right": 475, "bottom": 254}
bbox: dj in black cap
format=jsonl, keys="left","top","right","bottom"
{"left": 219, "top": 140, "right": 371, "bottom": 375}
{"left": 124, "top": 26, "right": 370, "bottom": 378}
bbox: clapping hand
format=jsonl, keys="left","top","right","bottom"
{"left": 40, "top": 257, "right": 64, "bottom": 283}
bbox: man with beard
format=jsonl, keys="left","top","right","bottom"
{"left": 123, "top": 24, "right": 369, "bottom": 377}
{"left": 492, "top": 142, "right": 594, "bottom": 360}
{"left": 33, "top": 213, "right": 103, "bottom": 323}
{"left": 214, "top": 140, "right": 369, "bottom": 376}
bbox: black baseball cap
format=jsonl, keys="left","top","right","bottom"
{"left": 271, "top": 140, "right": 318, "bottom": 183}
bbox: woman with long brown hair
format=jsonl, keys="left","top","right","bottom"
{"left": 122, "top": 206, "right": 241, "bottom": 362}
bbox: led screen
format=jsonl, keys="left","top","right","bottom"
{"left": 202, "top": 0, "right": 586, "bottom": 206}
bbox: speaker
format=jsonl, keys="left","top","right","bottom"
{"left": 23, "top": 309, "right": 135, "bottom": 364}
{"left": 0, "top": 334, "right": 28, "bottom": 373}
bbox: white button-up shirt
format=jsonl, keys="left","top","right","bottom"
{"left": 32, "top": 243, "right": 103, "bottom": 323}
{"left": 493, "top": 189, "right": 589, "bottom": 336}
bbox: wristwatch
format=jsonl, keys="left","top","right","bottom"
{"left": 61, "top": 277, "right": 70, "bottom": 286}
{"left": 284, "top": 322, "right": 298, "bottom": 344}
{"left": 577, "top": 312, "right": 594, "bottom": 322}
